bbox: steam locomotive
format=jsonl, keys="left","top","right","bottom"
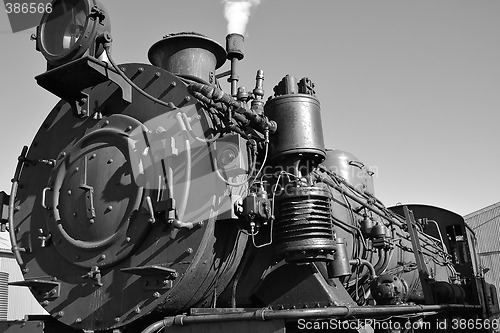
{"left": 2, "top": 0, "right": 499, "bottom": 332}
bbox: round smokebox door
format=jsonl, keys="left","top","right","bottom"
{"left": 46, "top": 115, "right": 150, "bottom": 268}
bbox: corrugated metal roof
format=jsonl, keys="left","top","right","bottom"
{"left": 465, "top": 202, "right": 500, "bottom": 254}
{"left": 464, "top": 202, "right": 500, "bottom": 305}
{"left": 480, "top": 253, "right": 500, "bottom": 290}
{"left": 0, "top": 272, "right": 7, "bottom": 320}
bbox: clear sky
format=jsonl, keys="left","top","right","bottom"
{"left": 0, "top": 0, "right": 498, "bottom": 216}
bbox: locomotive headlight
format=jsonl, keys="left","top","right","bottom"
{"left": 36, "top": 0, "right": 111, "bottom": 68}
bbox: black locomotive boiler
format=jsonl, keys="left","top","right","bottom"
{"left": 2, "top": 1, "right": 499, "bottom": 332}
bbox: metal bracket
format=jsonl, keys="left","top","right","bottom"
{"left": 10, "top": 279, "right": 60, "bottom": 300}
{"left": 121, "top": 265, "right": 177, "bottom": 291}
{"left": 71, "top": 92, "right": 90, "bottom": 118}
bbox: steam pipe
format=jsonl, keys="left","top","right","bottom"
{"left": 380, "top": 248, "right": 391, "bottom": 273}
{"left": 175, "top": 113, "right": 192, "bottom": 221}
{"left": 318, "top": 165, "right": 403, "bottom": 226}
{"left": 314, "top": 171, "right": 399, "bottom": 227}
{"left": 187, "top": 90, "right": 251, "bottom": 127}
{"left": 187, "top": 83, "right": 277, "bottom": 134}
{"left": 372, "top": 249, "right": 386, "bottom": 275}
{"left": 142, "top": 304, "right": 481, "bottom": 333}
{"left": 229, "top": 58, "right": 239, "bottom": 97}
{"left": 315, "top": 171, "right": 449, "bottom": 265}
{"left": 349, "top": 258, "right": 376, "bottom": 278}
{"left": 315, "top": 170, "right": 444, "bottom": 254}
{"left": 9, "top": 146, "right": 29, "bottom": 266}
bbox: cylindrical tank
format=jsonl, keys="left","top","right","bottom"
{"left": 148, "top": 32, "right": 227, "bottom": 84}
{"left": 10, "top": 63, "right": 246, "bottom": 331}
{"left": 323, "top": 149, "right": 376, "bottom": 263}
{"left": 264, "top": 94, "right": 325, "bottom": 162}
{"left": 323, "top": 149, "right": 375, "bottom": 195}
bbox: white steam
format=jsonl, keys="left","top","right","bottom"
{"left": 222, "top": 0, "right": 261, "bottom": 35}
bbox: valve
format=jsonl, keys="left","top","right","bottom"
{"left": 38, "top": 229, "right": 52, "bottom": 248}
{"left": 235, "top": 181, "right": 271, "bottom": 232}
{"left": 82, "top": 266, "right": 103, "bottom": 287}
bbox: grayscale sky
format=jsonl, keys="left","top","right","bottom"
{"left": 0, "top": 0, "right": 498, "bottom": 216}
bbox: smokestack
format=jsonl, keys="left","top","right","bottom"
{"left": 148, "top": 32, "right": 227, "bottom": 84}
{"left": 226, "top": 33, "right": 244, "bottom": 96}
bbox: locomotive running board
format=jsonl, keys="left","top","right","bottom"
{"left": 403, "top": 206, "right": 436, "bottom": 304}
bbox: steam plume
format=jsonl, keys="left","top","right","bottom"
{"left": 222, "top": 0, "right": 261, "bottom": 35}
